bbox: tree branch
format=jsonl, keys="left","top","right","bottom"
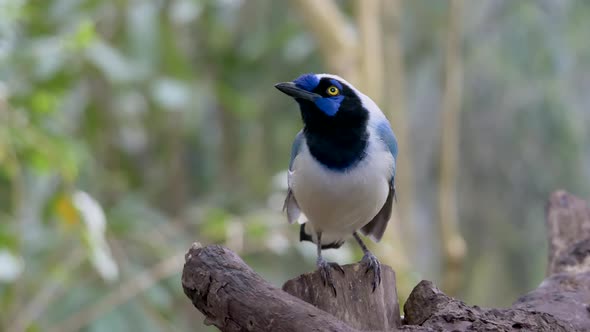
{"left": 380, "top": 0, "right": 414, "bottom": 295}
{"left": 283, "top": 263, "right": 401, "bottom": 331}
{"left": 182, "top": 191, "right": 590, "bottom": 331}
{"left": 404, "top": 190, "right": 590, "bottom": 331}
{"left": 291, "top": 0, "right": 357, "bottom": 80}
{"left": 181, "top": 243, "right": 359, "bottom": 332}
{"left": 355, "top": 0, "right": 384, "bottom": 103}
{"left": 546, "top": 190, "right": 590, "bottom": 275}
{"left": 438, "top": 0, "right": 467, "bottom": 296}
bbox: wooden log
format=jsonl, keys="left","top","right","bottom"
{"left": 402, "top": 190, "right": 590, "bottom": 331}
{"left": 282, "top": 263, "right": 401, "bottom": 331}
{"left": 546, "top": 190, "right": 590, "bottom": 275}
{"left": 181, "top": 191, "right": 590, "bottom": 331}
{"left": 512, "top": 269, "right": 590, "bottom": 331}
{"left": 181, "top": 243, "right": 359, "bottom": 332}
{"left": 403, "top": 278, "right": 588, "bottom": 331}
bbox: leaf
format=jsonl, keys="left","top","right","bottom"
{"left": 150, "top": 78, "right": 192, "bottom": 111}
{"left": 0, "top": 249, "right": 24, "bottom": 283}
{"left": 200, "top": 208, "right": 231, "bottom": 242}
{"left": 74, "top": 191, "right": 119, "bottom": 281}
{"left": 31, "top": 90, "right": 59, "bottom": 115}
{"left": 0, "top": 223, "right": 19, "bottom": 251}
{"left": 67, "top": 19, "right": 97, "bottom": 51}
{"left": 55, "top": 193, "right": 81, "bottom": 227}
{"left": 27, "top": 149, "right": 52, "bottom": 174}
{"left": 86, "top": 41, "right": 143, "bottom": 83}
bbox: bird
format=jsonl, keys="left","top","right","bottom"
{"left": 275, "top": 73, "right": 398, "bottom": 295}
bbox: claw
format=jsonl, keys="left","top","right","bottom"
{"left": 361, "top": 252, "right": 382, "bottom": 292}
{"left": 333, "top": 262, "right": 345, "bottom": 275}
{"left": 317, "top": 257, "right": 343, "bottom": 296}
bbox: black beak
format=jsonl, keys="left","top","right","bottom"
{"left": 274, "top": 82, "right": 321, "bottom": 101}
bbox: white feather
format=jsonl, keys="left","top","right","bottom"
{"left": 289, "top": 74, "right": 395, "bottom": 245}
{"left": 291, "top": 133, "right": 394, "bottom": 245}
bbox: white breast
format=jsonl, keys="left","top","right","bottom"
{"left": 290, "top": 133, "right": 394, "bottom": 244}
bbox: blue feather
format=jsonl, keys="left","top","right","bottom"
{"left": 329, "top": 79, "right": 342, "bottom": 90}
{"left": 289, "top": 130, "right": 304, "bottom": 170}
{"left": 376, "top": 121, "right": 398, "bottom": 183}
{"left": 314, "top": 95, "right": 343, "bottom": 116}
{"left": 294, "top": 73, "right": 319, "bottom": 92}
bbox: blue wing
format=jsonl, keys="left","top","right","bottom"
{"left": 376, "top": 121, "right": 398, "bottom": 184}
{"left": 360, "top": 121, "right": 398, "bottom": 241}
{"left": 289, "top": 130, "right": 304, "bottom": 171}
{"left": 284, "top": 130, "right": 304, "bottom": 224}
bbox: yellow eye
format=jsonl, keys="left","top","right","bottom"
{"left": 326, "top": 86, "right": 339, "bottom": 96}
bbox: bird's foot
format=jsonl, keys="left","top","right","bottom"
{"left": 361, "top": 252, "right": 382, "bottom": 292}
{"left": 317, "top": 257, "right": 344, "bottom": 296}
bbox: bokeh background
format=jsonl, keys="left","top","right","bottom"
{"left": 2, "top": 0, "right": 590, "bottom": 331}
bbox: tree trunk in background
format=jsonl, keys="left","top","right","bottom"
{"left": 438, "top": 0, "right": 467, "bottom": 296}
{"left": 291, "top": 0, "right": 357, "bottom": 81}
{"left": 164, "top": 112, "right": 188, "bottom": 214}
{"left": 380, "top": 0, "right": 415, "bottom": 300}
{"left": 218, "top": 103, "right": 240, "bottom": 197}
{"left": 356, "top": 0, "right": 384, "bottom": 104}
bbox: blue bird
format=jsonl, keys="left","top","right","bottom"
{"left": 275, "top": 73, "right": 398, "bottom": 294}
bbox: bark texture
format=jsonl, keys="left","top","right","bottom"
{"left": 181, "top": 191, "right": 590, "bottom": 331}
{"left": 283, "top": 263, "right": 400, "bottom": 331}
{"left": 546, "top": 190, "right": 590, "bottom": 275}
{"left": 403, "top": 190, "right": 590, "bottom": 332}
{"left": 181, "top": 244, "right": 358, "bottom": 332}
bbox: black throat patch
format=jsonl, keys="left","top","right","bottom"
{"left": 297, "top": 78, "right": 369, "bottom": 170}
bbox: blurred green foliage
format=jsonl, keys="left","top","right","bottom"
{"left": 1, "top": 0, "right": 590, "bottom": 331}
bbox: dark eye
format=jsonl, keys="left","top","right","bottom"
{"left": 326, "top": 86, "right": 339, "bottom": 96}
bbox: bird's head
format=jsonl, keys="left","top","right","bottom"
{"left": 274, "top": 73, "right": 367, "bottom": 126}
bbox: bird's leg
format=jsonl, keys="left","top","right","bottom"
{"left": 316, "top": 232, "right": 344, "bottom": 296}
{"left": 353, "top": 232, "right": 381, "bottom": 292}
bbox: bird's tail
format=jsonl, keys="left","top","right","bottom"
{"left": 299, "top": 223, "right": 344, "bottom": 250}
